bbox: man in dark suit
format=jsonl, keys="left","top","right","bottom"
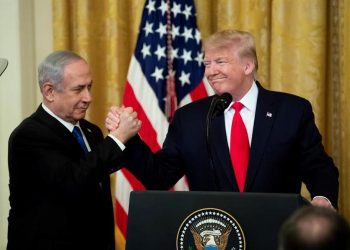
{"left": 7, "top": 50, "right": 141, "bottom": 250}
{"left": 106, "top": 29, "right": 338, "bottom": 208}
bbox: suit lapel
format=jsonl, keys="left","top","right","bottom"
{"left": 245, "top": 86, "right": 277, "bottom": 191}
{"left": 33, "top": 105, "right": 86, "bottom": 155}
{"left": 80, "top": 122, "right": 96, "bottom": 149}
{"left": 211, "top": 114, "right": 239, "bottom": 190}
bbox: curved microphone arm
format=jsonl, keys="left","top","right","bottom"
{"left": 0, "top": 58, "right": 8, "bottom": 77}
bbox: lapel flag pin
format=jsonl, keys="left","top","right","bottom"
{"left": 266, "top": 112, "right": 272, "bottom": 118}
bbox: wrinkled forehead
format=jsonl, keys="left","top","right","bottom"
{"left": 61, "top": 60, "right": 92, "bottom": 85}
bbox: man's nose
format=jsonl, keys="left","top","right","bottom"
{"left": 82, "top": 88, "right": 92, "bottom": 102}
{"left": 205, "top": 64, "right": 219, "bottom": 76}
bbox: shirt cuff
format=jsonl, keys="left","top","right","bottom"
{"left": 108, "top": 134, "right": 126, "bottom": 151}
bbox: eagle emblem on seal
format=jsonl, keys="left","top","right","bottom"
{"left": 191, "top": 226, "right": 232, "bottom": 250}
{"left": 177, "top": 208, "right": 245, "bottom": 250}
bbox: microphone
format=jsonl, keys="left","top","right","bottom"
{"left": 208, "top": 92, "right": 232, "bottom": 118}
{"left": 206, "top": 92, "right": 232, "bottom": 190}
{"left": 0, "top": 58, "right": 8, "bottom": 77}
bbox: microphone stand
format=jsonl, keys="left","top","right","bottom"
{"left": 206, "top": 96, "right": 221, "bottom": 191}
{"left": 205, "top": 93, "right": 232, "bottom": 191}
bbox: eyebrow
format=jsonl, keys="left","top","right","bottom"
{"left": 72, "top": 81, "right": 93, "bottom": 89}
{"left": 203, "top": 56, "right": 227, "bottom": 61}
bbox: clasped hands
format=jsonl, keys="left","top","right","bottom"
{"left": 105, "top": 106, "right": 141, "bottom": 144}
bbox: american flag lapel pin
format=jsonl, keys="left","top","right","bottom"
{"left": 266, "top": 112, "right": 272, "bottom": 118}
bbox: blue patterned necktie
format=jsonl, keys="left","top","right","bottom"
{"left": 72, "top": 126, "right": 89, "bottom": 154}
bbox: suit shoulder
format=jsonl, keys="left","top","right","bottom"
{"left": 265, "top": 88, "right": 312, "bottom": 107}
{"left": 10, "top": 112, "right": 43, "bottom": 133}
{"left": 169, "top": 96, "right": 214, "bottom": 123}
{"left": 9, "top": 114, "right": 45, "bottom": 144}
{"left": 177, "top": 96, "right": 213, "bottom": 113}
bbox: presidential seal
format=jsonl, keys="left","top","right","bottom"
{"left": 176, "top": 208, "right": 245, "bottom": 250}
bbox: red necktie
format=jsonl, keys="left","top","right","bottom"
{"left": 230, "top": 102, "right": 249, "bottom": 192}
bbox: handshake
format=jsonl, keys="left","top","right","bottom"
{"left": 105, "top": 106, "right": 142, "bottom": 144}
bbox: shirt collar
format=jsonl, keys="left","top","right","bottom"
{"left": 41, "top": 103, "right": 79, "bottom": 132}
{"left": 225, "top": 81, "right": 259, "bottom": 113}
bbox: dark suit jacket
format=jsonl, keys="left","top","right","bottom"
{"left": 124, "top": 83, "right": 339, "bottom": 206}
{"left": 7, "top": 105, "right": 122, "bottom": 250}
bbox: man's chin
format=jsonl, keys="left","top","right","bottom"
{"left": 212, "top": 87, "right": 226, "bottom": 96}
{"left": 74, "top": 112, "right": 87, "bottom": 121}
{"left": 210, "top": 82, "right": 226, "bottom": 93}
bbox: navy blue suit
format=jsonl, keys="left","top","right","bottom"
{"left": 7, "top": 105, "right": 121, "bottom": 250}
{"left": 125, "top": 83, "right": 339, "bottom": 206}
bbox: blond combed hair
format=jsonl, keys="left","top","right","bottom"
{"left": 203, "top": 29, "right": 259, "bottom": 72}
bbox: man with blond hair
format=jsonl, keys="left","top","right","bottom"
{"left": 107, "top": 29, "right": 339, "bottom": 209}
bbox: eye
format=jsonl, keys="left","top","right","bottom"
{"left": 203, "top": 61, "right": 211, "bottom": 67}
{"left": 216, "top": 60, "right": 226, "bottom": 65}
{"left": 71, "top": 86, "right": 84, "bottom": 93}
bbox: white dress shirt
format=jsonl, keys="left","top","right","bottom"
{"left": 42, "top": 103, "right": 92, "bottom": 152}
{"left": 224, "top": 81, "right": 258, "bottom": 149}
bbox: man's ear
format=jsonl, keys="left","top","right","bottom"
{"left": 42, "top": 82, "right": 55, "bottom": 102}
{"left": 244, "top": 60, "right": 255, "bottom": 75}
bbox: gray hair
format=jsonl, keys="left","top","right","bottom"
{"left": 38, "top": 50, "right": 86, "bottom": 90}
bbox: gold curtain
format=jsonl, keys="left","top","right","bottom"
{"left": 53, "top": 0, "right": 350, "bottom": 248}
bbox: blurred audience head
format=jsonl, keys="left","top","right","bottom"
{"left": 279, "top": 206, "right": 350, "bottom": 250}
